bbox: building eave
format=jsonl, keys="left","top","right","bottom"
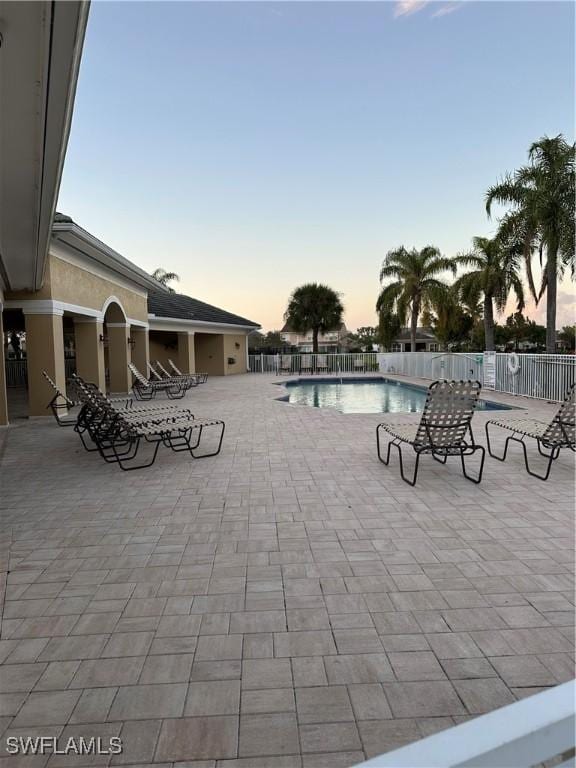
{"left": 148, "top": 314, "right": 260, "bottom": 333}
{"left": 52, "top": 223, "right": 168, "bottom": 294}
{"left": 0, "top": 1, "right": 90, "bottom": 292}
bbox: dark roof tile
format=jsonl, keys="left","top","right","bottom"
{"left": 148, "top": 291, "right": 259, "bottom": 328}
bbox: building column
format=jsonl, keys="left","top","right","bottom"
{"left": 74, "top": 318, "right": 106, "bottom": 391}
{"left": 107, "top": 322, "right": 131, "bottom": 394}
{"left": 178, "top": 332, "right": 195, "bottom": 374}
{"left": 24, "top": 310, "right": 66, "bottom": 417}
{"left": 130, "top": 327, "right": 149, "bottom": 376}
{"left": 0, "top": 305, "right": 8, "bottom": 426}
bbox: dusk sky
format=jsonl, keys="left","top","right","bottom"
{"left": 58, "top": 0, "right": 575, "bottom": 332}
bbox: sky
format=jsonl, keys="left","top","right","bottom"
{"left": 58, "top": 0, "right": 575, "bottom": 332}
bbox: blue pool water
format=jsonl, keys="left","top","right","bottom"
{"left": 280, "top": 377, "right": 514, "bottom": 415}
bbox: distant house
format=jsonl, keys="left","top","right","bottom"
{"left": 280, "top": 322, "right": 348, "bottom": 352}
{"left": 386, "top": 327, "right": 439, "bottom": 353}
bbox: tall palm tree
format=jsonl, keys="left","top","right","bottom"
{"left": 486, "top": 135, "right": 575, "bottom": 352}
{"left": 152, "top": 268, "right": 180, "bottom": 293}
{"left": 377, "top": 246, "right": 455, "bottom": 352}
{"left": 454, "top": 236, "right": 524, "bottom": 351}
{"left": 284, "top": 283, "right": 344, "bottom": 353}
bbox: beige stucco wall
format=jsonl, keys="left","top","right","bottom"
{"left": 25, "top": 313, "right": 66, "bottom": 417}
{"left": 149, "top": 333, "right": 179, "bottom": 371}
{"left": 195, "top": 334, "right": 225, "bottom": 376}
{"left": 6, "top": 254, "right": 148, "bottom": 322}
{"left": 223, "top": 333, "right": 248, "bottom": 375}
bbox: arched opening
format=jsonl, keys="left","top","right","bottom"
{"left": 103, "top": 299, "right": 131, "bottom": 393}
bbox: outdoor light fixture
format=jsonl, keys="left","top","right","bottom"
{"left": 99, "top": 333, "right": 108, "bottom": 345}
{"left": 127, "top": 337, "right": 136, "bottom": 349}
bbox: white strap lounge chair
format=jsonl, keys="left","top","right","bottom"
{"left": 128, "top": 363, "right": 186, "bottom": 400}
{"left": 316, "top": 355, "right": 329, "bottom": 374}
{"left": 354, "top": 356, "right": 365, "bottom": 373}
{"left": 168, "top": 359, "right": 208, "bottom": 383}
{"left": 376, "top": 379, "right": 485, "bottom": 486}
{"left": 485, "top": 383, "right": 575, "bottom": 481}
{"left": 299, "top": 354, "right": 313, "bottom": 374}
{"left": 76, "top": 392, "right": 224, "bottom": 471}
{"left": 154, "top": 360, "right": 199, "bottom": 388}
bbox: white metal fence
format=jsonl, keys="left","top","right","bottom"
{"left": 4, "top": 357, "right": 76, "bottom": 387}
{"left": 248, "top": 351, "right": 576, "bottom": 402}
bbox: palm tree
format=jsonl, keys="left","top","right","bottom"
{"left": 454, "top": 236, "right": 524, "bottom": 351}
{"left": 377, "top": 246, "right": 455, "bottom": 352}
{"left": 151, "top": 268, "right": 180, "bottom": 293}
{"left": 284, "top": 283, "right": 344, "bottom": 353}
{"left": 486, "top": 135, "right": 575, "bottom": 352}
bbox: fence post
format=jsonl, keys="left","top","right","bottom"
{"left": 260, "top": 353, "right": 264, "bottom": 373}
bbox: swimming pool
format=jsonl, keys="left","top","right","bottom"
{"left": 279, "top": 377, "right": 515, "bottom": 415}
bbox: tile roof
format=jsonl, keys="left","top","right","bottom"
{"left": 148, "top": 291, "right": 260, "bottom": 328}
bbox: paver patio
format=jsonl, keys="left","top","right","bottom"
{"left": 0, "top": 373, "right": 574, "bottom": 767}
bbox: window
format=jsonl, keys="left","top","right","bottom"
{"left": 391, "top": 343, "right": 402, "bottom": 352}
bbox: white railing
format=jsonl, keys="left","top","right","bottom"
{"left": 494, "top": 353, "right": 575, "bottom": 403}
{"left": 4, "top": 357, "right": 77, "bottom": 387}
{"left": 353, "top": 680, "right": 575, "bottom": 768}
{"left": 247, "top": 352, "right": 576, "bottom": 402}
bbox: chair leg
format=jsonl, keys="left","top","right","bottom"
{"left": 376, "top": 426, "right": 393, "bottom": 465}
{"left": 116, "top": 439, "right": 161, "bottom": 471}
{"left": 485, "top": 422, "right": 513, "bottom": 461}
{"left": 486, "top": 424, "right": 560, "bottom": 481}
{"left": 460, "top": 446, "right": 486, "bottom": 484}
{"left": 190, "top": 423, "right": 226, "bottom": 458}
{"left": 377, "top": 428, "right": 420, "bottom": 486}
{"left": 432, "top": 452, "right": 448, "bottom": 464}
{"left": 520, "top": 440, "right": 560, "bottom": 481}
{"left": 396, "top": 444, "right": 420, "bottom": 486}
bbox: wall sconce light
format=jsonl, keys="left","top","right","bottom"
{"left": 99, "top": 333, "right": 109, "bottom": 347}
{"left": 127, "top": 337, "right": 136, "bottom": 350}
{"left": 235, "top": 342, "right": 240, "bottom": 349}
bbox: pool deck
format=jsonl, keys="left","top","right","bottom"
{"left": 0, "top": 373, "right": 574, "bottom": 767}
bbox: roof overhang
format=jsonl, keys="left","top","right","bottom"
{"left": 0, "top": 1, "right": 90, "bottom": 292}
{"left": 52, "top": 221, "right": 168, "bottom": 294}
{"left": 148, "top": 314, "right": 260, "bottom": 334}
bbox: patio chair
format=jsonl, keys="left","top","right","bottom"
{"left": 76, "top": 391, "right": 224, "bottom": 471}
{"left": 316, "top": 354, "right": 329, "bottom": 374}
{"left": 354, "top": 356, "right": 365, "bottom": 373}
{"left": 128, "top": 363, "right": 186, "bottom": 400}
{"left": 42, "top": 371, "right": 78, "bottom": 426}
{"left": 376, "top": 379, "right": 485, "bottom": 486}
{"left": 154, "top": 360, "right": 199, "bottom": 388}
{"left": 278, "top": 355, "right": 293, "bottom": 375}
{"left": 299, "top": 354, "right": 313, "bottom": 374}
{"left": 43, "top": 371, "right": 131, "bottom": 426}
{"left": 168, "top": 359, "right": 208, "bottom": 383}
{"left": 485, "top": 383, "right": 575, "bottom": 481}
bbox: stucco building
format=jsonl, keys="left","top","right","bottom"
{"left": 0, "top": 2, "right": 258, "bottom": 425}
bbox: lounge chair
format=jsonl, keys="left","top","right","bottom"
{"left": 278, "top": 355, "right": 292, "bottom": 375}
{"left": 485, "top": 383, "right": 575, "bottom": 481}
{"left": 75, "top": 387, "right": 224, "bottom": 470}
{"left": 168, "top": 359, "right": 208, "bottom": 384}
{"left": 316, "top": 355, "right": 329, "bottom": 374}
{"left": 128, "top": 363, "right": 186, "bottom": 400}
{"left": 376, "top": 379, "right": 485, "bottom": 486}
{"left": 154, "top": 360, "right": 199, "bottom": 388}
{"left": 43, "top": 371, "right": 131, "bottom": 426}
{"left": 299, "top": 354, "right": 313, "bottom": 374}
